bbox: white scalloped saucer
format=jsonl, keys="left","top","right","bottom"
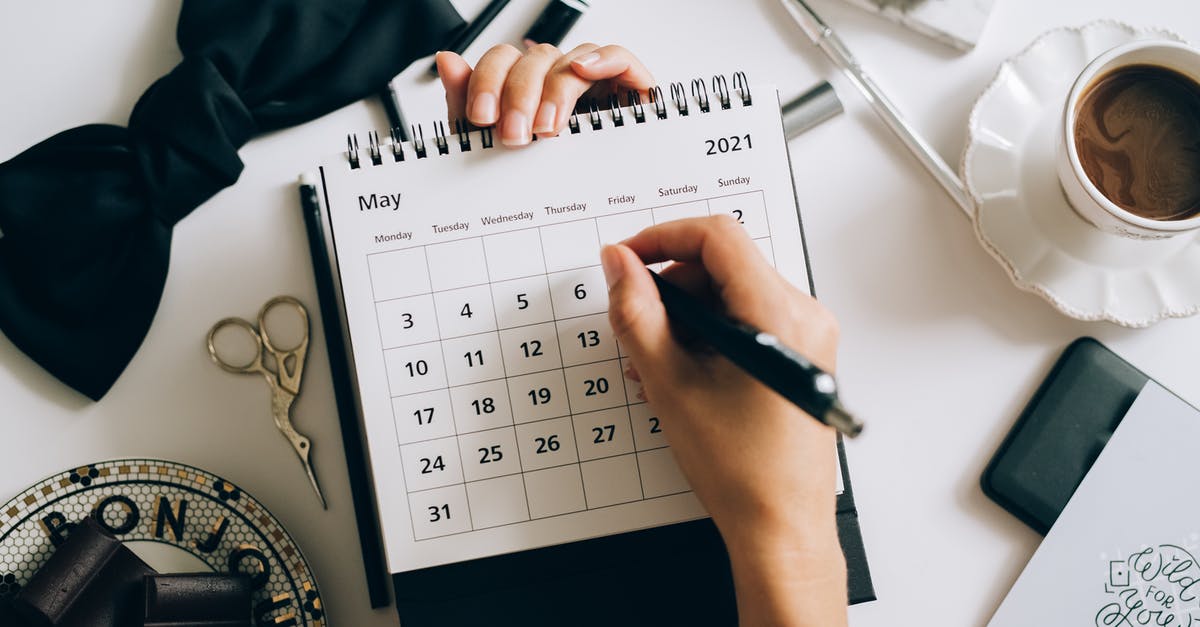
{"left": 962, "top": 21, "right": 1200, "bottom": 328}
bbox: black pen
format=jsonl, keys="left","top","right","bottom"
{"left": 379, "top": 81, "right": 410, "bottom": 142}
{"left": 649, "top": 271, "right": 863, "bottom": 437}
{"left": 523, "top": 0, "right": 590, "bottom": 47}
{"left": 426, "top": 0, "right": 513, "bottom": 77}
{"left": 298, "top": 174, "right": 392, "bottom": 607}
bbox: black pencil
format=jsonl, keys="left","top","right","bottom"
{"left": 426, "top": 0, "right": 513, "bottom": 77}
{"left": 299, "top": 174, "right": 392, "bottom": 608}
{"left": 649, "top": 271, "right": 862, "bottom": 437}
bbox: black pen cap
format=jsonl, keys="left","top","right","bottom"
{"left": 523, "top": 0, "right": 590, "bottom": 47}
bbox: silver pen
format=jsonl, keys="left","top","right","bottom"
{"left": 779, "top": 0, "right": 974, "bottom": 217}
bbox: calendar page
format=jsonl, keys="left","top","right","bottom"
{"left": 317, "top": 85, "right": 841, "bottom": 574}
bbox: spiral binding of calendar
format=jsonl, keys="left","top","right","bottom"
{"left": 345, "top": 72, "right": 753, "bottom": 169}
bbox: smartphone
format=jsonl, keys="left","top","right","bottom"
{"left": 981, "top": 337, "right": 1151, "bottom": 534}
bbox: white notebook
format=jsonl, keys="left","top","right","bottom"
{"left": 990, "top": 382, "right": 1200, "bottom": 626}
{"left": 312, "top": 77, "right": 842, "bottom": 574}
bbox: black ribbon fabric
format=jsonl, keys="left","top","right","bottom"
{"left": 0, "top": 0, "right": 463, "bottom": 400}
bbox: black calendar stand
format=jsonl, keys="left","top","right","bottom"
{"left": 389, "top": 436, "right": 873, "bottom": 627}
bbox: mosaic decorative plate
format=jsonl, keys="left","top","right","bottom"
{"left": 0, "top": 459, "right": 326, "bottom": 626}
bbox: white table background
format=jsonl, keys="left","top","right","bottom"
{"left": 2, "top": 1, "right": 1198, "bottom": 625}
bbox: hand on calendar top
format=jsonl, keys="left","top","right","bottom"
{"left": 435, "top": 44, "right": 654, "bottom": 146}
{"left": 600, "top": 216, "right": 849, "bottom": 627}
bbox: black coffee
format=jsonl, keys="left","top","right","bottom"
{"left": 1074, "top": 64, "right": 1200, "bottom": 221}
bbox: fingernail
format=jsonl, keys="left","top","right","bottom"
{"left": 624, "top": 364, "right": 641, "bottom": 382}
{"left": 574, "top": 52, "right": 601, "bottom": 67}
{"left": 500, "top": 110, "right": 531, "bottom": 146}
{"left": 470, "top": 93, "right": 499, "bottom": 125}
{"left": 533, "top": 102, "right": 557, "bottom": 134}
{"left": 554, "top": 105, "right": 571, "bottom": 132}
{"left": 635, "top": 388, "right": 647, "bottom": 402}
{"left": 601, "top": 245, "right": 625, "bottom": 290}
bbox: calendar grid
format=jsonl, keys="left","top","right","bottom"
{"left": 534, "top": 232, "right": 592, "bottom": 511}
{"left": 391, "top": 404, "right": 670, "bottom": 452}
{"left": 592, "top": 217, "right": 646, "bottom": 502}
{"left": 423, "top": 246, "right": 473, "bottom": 537}
{"left": 391, "top": 395, "right": 671, "bottom": 451}
{"left": 401, "top": 444, "right": 662, "bottom": 497}
{"left": 388, "top": 306, "right": 633, "bottom": 348}
{"left": 381, "top": 299, "right": 679, "bottom": 346}
{"left": 362, "top": 191, "right": 770, "bottom": 259}
{"left": 367, "top": 250, "right": 413, "bottom": 467}
{"left": 373, "top": 191, "right": 771, "bottom": 541}
{"left": 478, "top": 234, "right": 534, "bottom": 523}
{"left": 400, "top": 487, "right": 694, "bottom": 542}
{"left": 762, "top": 190, "right": 778, "bottom": 266}
{"left": 420, "top": 247, "right": 452, "bottom": 392}
{"left": 387, "top": 349, "right": 646, "bottom": 394}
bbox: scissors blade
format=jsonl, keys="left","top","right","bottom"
{"left": 301, "top": 456, "right": 328, "bottom": 510}
{"left": 271, "top": 391, "right": 327, "bottom": 509}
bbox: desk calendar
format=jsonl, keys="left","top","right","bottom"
{"left": 310, "top": 80, "right": 857, "bottom": 576}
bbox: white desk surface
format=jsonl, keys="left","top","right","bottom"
{"left": 2, "top": 1, "right": 1198, "bottom": 625}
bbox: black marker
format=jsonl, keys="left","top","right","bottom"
{"left": 650, "top": 271, "right": 863, "bottom": 437}
{"left": 523, "top": 0, "right": 590, "bottom": 47}
{"left": 427, "top": 0, "right": 513, "bottom": 77}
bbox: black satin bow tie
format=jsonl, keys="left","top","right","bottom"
{"left": 0, "top": 0, "right": 463, "bottom": 400}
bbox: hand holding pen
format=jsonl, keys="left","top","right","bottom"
{"left": 602, "top": 215, "right": 858, "bottom": 435}
{"left": 599, "top": 215, "right": 850, "bottom": 624}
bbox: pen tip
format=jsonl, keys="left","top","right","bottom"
{"left": 824, "top": 402, "right": 863, "bottom": 438}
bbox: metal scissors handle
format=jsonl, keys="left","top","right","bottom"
{"left": 207, "top": 296, "right": 326, "bottom": 509}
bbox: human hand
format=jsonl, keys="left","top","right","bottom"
{"left": 436, "top": 44, "right": 654, "bottom": 146}
{"left": 600, "top": 216, "right": 847, "bottom": 626}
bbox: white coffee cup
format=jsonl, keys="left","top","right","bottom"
{"left": 1056, "top": 39, "right": 1200, "bottom": 240}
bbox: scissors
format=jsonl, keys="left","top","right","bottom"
{"left": 206, "top": 296, "right": 327, "bottom": 509}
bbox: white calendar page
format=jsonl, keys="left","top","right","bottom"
{"left": 317, "top": 85, "right": 841, "bottom": 574}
